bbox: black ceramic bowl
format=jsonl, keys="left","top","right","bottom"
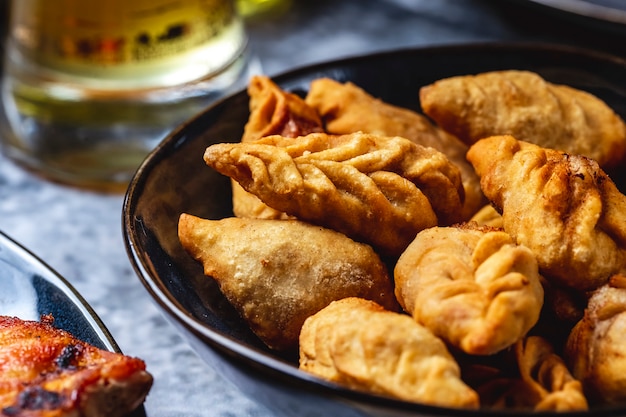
{"left": 0, "top": 230, "right": 146, "bottom": 417}
{"left": 122, "top": 43, "right": 626, "bottom": 417}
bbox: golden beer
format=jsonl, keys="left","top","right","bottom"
{"left": 0, "top": 0, "right": 249, "bottom": 190}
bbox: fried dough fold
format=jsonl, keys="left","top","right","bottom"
{"left": 468, "top": 336, "right": 588, "bottom": 411}
{"left": 467, "top": 135, "right": 626, "bottom": 292}
{"left": 565, "top": 275, "right": 626, "bottom": 405}
{"left": 420, "top": 70, "right": 626, "bottom": 168}
{"left": 178, "top": 214, "right": 398, "bottom": 351}
{"left": 234, "top": 75, "right": 325, "bottom": 219}
{"left": 204, "top": 131, "right": 464, "bottom": 257}
{"left": 394, "top": 223, "right": 544, "bottom": 355}
{"left": 299, "top": 297, "right": 480, "bottom": 408}
{"left": 305, "top": 77, "right": 484, "bottom": 219}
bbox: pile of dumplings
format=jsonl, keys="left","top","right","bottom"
{"left": 178, "top": 71, "right": 626, "bottom": 411}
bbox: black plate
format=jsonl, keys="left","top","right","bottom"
{"left": 508, "top": 0, "right": 626, "bottom": 35}
{"left": 0, "top": 230, "right": 146, "bottom": 417}
{"left": 123, "top": 42, "right": 626, "bottom": 417}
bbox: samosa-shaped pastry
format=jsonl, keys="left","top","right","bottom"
{"left": 178, "top": 214, "right": 398, "bottom": 351}
{"left": 420, "top": 70, "right": 626, "bottom": 168}
{"left": 204, "top": 132, "right": 464, "bottom": 257}
{"left": 394, "top": 223, "right": 544, "bottom": 355}
{"left": 305, "top": 77, "right": 485, "bottom": 220}
{"left": 233, "top": 75, "right": 325, "bottom": 219}
{"left": 299, "top": 297, "right": 480, "bottom": 409}
{"left": 565, "top": 275, "right": 626, "bottom": 405}
{"left": 467, "top": 135, "right": 626, "bottom": 292}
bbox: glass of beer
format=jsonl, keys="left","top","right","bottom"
{"left": 0, "top": 0, "right": 251, "bottom": 191}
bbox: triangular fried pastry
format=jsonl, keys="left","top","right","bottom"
{"left": 178, "top": 214, "right": 398, "bottom": 351}
{"left": 394, "top": 223, "right": 544, "bottom": 355}
{"left": 420, "top": 70, "right": 626, "bottom": 168}
{"left": 305, "top": 77, "right": 485, "bottom": 220}
{"left": 467, "top": 135, "right": 626, "bottom": 292}
{"left": 234, "top": 75, "right": 325, "bottom": 219}
{"left": 299, "top": 297, "right": 480, "bottom": 409}
{"left": 565, "top": 275, "right": 626, "bottom": 405}
{"left": 204, "top": 131, "right": 464, "bottom": 257}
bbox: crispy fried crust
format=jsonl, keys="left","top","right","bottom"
{"left": 0, "top": 315, "right": 152, "bottom": 417}
{"left": 204, "top": 132, "right": 464, "bottom": 257}
{"left": 420, "top": 70, "right": 626, "bottom": 168}
{"left": 234, "top": 75, "right": 325, "bottom": 219}
{"left": 178, "top": 214, "right": 398, "bottom": 351}
{"left": 305, "top": 77, "right": 485, "bottom": 220}
{"left": 565, "top": 276, "right": 626, "bottom": 405}
{"left": 467, "top": 135, "right": 626, "bottom": 292}
{"left": 394, "top": 223, "right": 544, "bottom": 355}
{"left": 299, "top": 297, "right": 480, "bottom": 408}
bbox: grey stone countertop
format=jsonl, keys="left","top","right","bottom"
{"left": 0, "top": 0, "right": 623, "bottom": 416}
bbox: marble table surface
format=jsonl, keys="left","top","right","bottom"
{"left": 0, "top": 1, "right": 624, "bottom": 416}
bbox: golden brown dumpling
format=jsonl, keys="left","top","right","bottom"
{"left": 299, "top": 297, "right": 480, "bottom": 409}
{"left": 178, "top": 214, "right": 398, "bottom": 351}
{"left": 565, "top": 275, "right": 626, "bottom": 405}
{"left": 467, "top": 135, "right": 626, "bottom": 292}
{"left": 420, "top": 70, "right": 626, "bottom": 168}
{"left": 234, "top": 75, "right": 325, "bottom": 219}
{"left": 204, "top": 132, "right": 464, "bottom": 257}
{"left": 394, "top": 223, "right": 544, "bottom": 355}
{"left": 305, "top": 77, "right": 485, "bottom": 219}
{"left": 242, "top": 75, "right": 324, "bottom": 142}
{"left": 469, "top": 337, "right": 588, "bottom": 411}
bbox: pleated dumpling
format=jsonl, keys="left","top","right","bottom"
{"left": 177, "top": 214, "right": 398, "bottom": 351}
{"left": 420, "top": 70, "right": 626, "bottom": 168}
{"left": 467, "top": 135, "right": 626, "bottom": 292}
{"left": 204, "top": 131, "right": 465, "bottom": 257}
{"left": 305, "top": 77, "right": 485, "bottom": 220}
{"left": 299, "top": 297, "right": 480, "bottom": 409}
{"left": 468, "top": 336, "right": 588, "bottom": 411}
{"left": 394, "top": 223, "right": 544, "bottom": 355}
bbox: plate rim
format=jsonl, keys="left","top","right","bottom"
{"left": 0, "top": 230, "right": 120, "bottom": 353}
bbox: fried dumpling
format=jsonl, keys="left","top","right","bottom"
{"left": 204, "top": 131, "right": 464, "bottom": 257}
{"left": 234, "top": 75, "right": 325, "bottom": 219}
{"left": 242, "top": 75, "right": 324, "bottom": 142}
{"left": 305, "top": 78, "right": 485, "bottom": 219}
{"left": 467, "top": 135, "right": 626, "bottom": 292}
{"left": 420, "top": 70, "right": 626, "bottom": 168}
{"left": 394, "top": 223, "right": 544, "bottom": 355}
{"left": 565, "top": 275, "right": 626, "bottom": 405}
{"left": 299, "top": 297, "right": 480, "bottom": 409}
{"left": 178, "top": 214, "right": 398, "bottom": 351}
{"left": 469, "top": 336, "right": 588, "bottom": 411}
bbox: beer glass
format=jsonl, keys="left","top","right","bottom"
{"left": 0, "top": 0, "right": 250, "bottom": 190}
